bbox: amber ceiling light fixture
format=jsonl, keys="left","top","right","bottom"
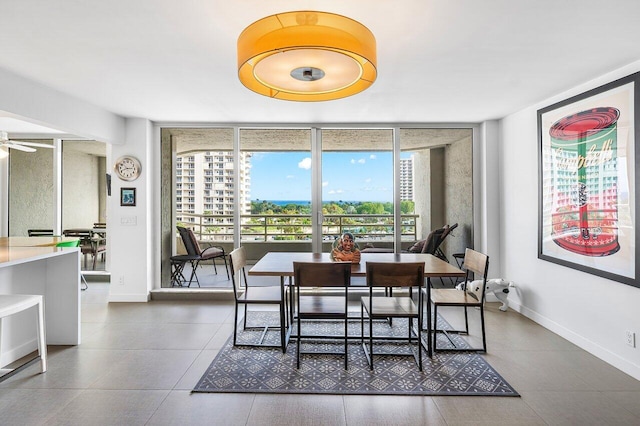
{"left": 238, "top": 11, "right": 377, "bottom": 101}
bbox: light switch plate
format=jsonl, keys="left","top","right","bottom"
{"left": 121, "top": 216, "right": 137, "bottom": 226}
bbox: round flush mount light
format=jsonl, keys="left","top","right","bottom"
{"left": 237, "top": 11, "right": 377, "bottom": 101}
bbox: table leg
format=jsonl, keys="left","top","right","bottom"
{"left": 280, "top": 276, "right": 286, "bottom": 353}
{"left": 426, "top": 277, "right": 433, "bottom": 358}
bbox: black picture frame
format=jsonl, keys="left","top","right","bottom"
{"left": 120, "top": 187, "right": 136, "bottom": 207}
{"left": 537, "top": 71, "right": 639, "bottom": 288}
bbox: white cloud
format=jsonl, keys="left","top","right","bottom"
{"left": 286, "top": 175, "right": 294, "bottom": 179}
{"left": 322, "top": 181, "right": 328, "bottom": 187}
{"left": 370, "top": 154, "right": 376, "bottom": 160}
{"left": 298, "top": 157, "right": 312, "bottom": 169}
{"left": 358, "top": 158, "right": 365, "bottom": 164}
{"left": 350, "top": 159, "right": 355, "bottom": 164}
{"left": 365, "top": 178, "right": 372, "bottom": 183}
{"left": 328, "top": 189, "right": 344, "bottom": 195}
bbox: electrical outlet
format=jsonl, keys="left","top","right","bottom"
{"left": 625, "top": 330, "right": 636, "bottom": 348}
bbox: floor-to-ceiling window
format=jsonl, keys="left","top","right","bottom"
{"left": 239, "top": 128, "right": 312, "bottom": 260}
{"left": 161, "top": 126, "right": 474, "bottom": 288}
{"left": 320, "top": 129, "right": 396, "bottom": 252}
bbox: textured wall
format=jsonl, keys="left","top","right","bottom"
{"left": 442, "top": 137, "right": 473, "bottom": 261}
{"left": 8, "top": 146, "right": 54, "bottom": 236}
{"left": 412, "top": 149, "right": 430, "bottom": 240}
{"left": 430, "top": 148, "right": 446, "bottom": 229}
{"left": 62, "top": 149, "right": 101, "bottom": 229}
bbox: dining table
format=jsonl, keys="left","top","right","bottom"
{"left": 248, "top": 251, "right": 466, "bottom": 357}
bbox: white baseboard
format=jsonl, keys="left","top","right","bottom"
{"left": 509, "top": 300, "right": 640, "bottom": 381}
{"left": 0, "top": 338, "right": 37, "bottom": 368}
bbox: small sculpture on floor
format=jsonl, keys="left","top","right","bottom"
{"left": 457, "top": 278, "right": 515, "bottom": 311}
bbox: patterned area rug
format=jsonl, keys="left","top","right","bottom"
{"left": 193, "top": 312, "right": 519, "bottom": 396}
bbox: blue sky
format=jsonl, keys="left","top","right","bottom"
{"left": 250, "top": 151, "right": 397, "bottom": 202}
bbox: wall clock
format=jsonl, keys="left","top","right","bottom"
{"left": 113, "top": 155, "right": 141, "bottom": 181}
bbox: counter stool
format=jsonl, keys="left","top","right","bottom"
{"left": 0, "top": 294, "right": 47, "bottom": 382}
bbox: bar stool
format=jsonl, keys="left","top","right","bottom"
{"left": 0, "top": 294, "right": 47, "bottom": 382}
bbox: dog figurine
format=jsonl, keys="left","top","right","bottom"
{"left": 456, "top": 278, "right": 515, "bottom": 311}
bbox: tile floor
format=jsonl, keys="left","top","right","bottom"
{"left": 0, "top": 282, "right": 639, "bottom": 425}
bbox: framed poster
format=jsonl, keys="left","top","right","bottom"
{"left": 120, "top": 187, "right": 136, "bottom": 206}
{"left": 538, "top": 72, "right": 639, "bottom": 288}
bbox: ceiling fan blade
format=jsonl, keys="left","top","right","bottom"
{"left": 4, "top": 142, "right": 36, "bottom": 152}
{"left": 9, "top": 141, "right": 54, "bottom": 149}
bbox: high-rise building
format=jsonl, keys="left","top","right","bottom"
{"left": 400, "top": 156, "right": 414, "bottom": 201}
{"left": 176, "top": 151, "right": 252, "bottom": 240}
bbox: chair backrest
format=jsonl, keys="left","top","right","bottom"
{"left": 28, "top": 229, "right": 54, "bottom": 237}
{"left": 229, "top": 246, "right": 248, "bottom": 298}
{"left": 422, "top": 226, "right": 447, "bottom": 254}
{"left": 177, "top": 226, "right": 201, "bottom": 256}
{"left": 293, "top": 262, "right": 351, "bottom": 289}
{"left": 62, "top": 229, "right": 93, "bottom": 249}
{"left": 462, "top": 248, "right": 490, "bottom": 302}
{"left": 365, "top": 262, "right": 425, "bottom": 289}
{"left": 439, "top": 223, "right": 457, "bottom": 245}
{"left": 433, "top": 222, "right": 458, "bottom": 261}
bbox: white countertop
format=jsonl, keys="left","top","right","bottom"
{"left": 0, "top": 246, "right": 78, "bottom": 268}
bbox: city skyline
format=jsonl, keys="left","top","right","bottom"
{"left": 251, "top": 151, "right": 412, "bottom": 202}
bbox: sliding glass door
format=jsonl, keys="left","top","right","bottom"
{"left": 239, "top": 129, "right": 312, "bottom": 260}
{"left": 320, "top": 129, "right": 397, "bottom": 252}
{"left": 161, "top": 126, "right": 474, "bottom": 288}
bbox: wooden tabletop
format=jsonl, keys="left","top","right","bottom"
{"left": 249, "top": 252, "right": 465, "bottom": 278}
{"left": 0, "top": 236, "right": 80, "bottom": 248}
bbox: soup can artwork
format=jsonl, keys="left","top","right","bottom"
{"left": 549, "top": 107, "right": 620, "bottom": 256}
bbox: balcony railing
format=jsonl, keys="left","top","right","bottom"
{"left": 177, "top": 212, "right": 418, "bottom": 242}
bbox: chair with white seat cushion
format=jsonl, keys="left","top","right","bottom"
{"left": 0, "top": 294, "right": 47, "bottom": 382}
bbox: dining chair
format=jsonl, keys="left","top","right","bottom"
{"left": 229, "top": 246, "right": 289, "bottom": 352}
{"left": 62, "top": 229, "right": 96, "bottom": 269}
{"left": 428, "top": 248, "right": 489, "bottom": 353}
{"left": 293, "top": 261, "right": 351, "bottom": 369}
{"left": 176, "top": 226, "right": 229, "bottom": 286}
{"left": 361, "top": 261, "right": 425, "bottom": 371}
{"left": 27, "top": 229, "right": 54, "bottom": 237}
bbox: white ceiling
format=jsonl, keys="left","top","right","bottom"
{"left": 1, "top": 0, "right": 640, "bottom": 135}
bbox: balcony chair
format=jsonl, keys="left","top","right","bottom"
{"left": 361, "top": 261, "right": 425, "bottom": 371}
{"left": 229, "top": 246, "right": 290, "bottom": 352}
{"left": 427, "top": 248, "right": 490, "bottom": 353}
{"left": 176, "top": 226, "right": 229, "bottom": 287}
{"left": 293, "top": 261, "right": 351, "bottom": 369}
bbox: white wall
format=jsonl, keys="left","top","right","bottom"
{"left": 499, "top": 61, "right": 640, "bottom": 380}
{"left": 107, "top": 118, "right": 155, "bottom": 302}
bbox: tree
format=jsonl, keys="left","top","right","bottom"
{"left": 400, "top": 200, "right": 415, "bottom": 214}
{"left": 356, "top": 202, "right": 385, "bottom": 215}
